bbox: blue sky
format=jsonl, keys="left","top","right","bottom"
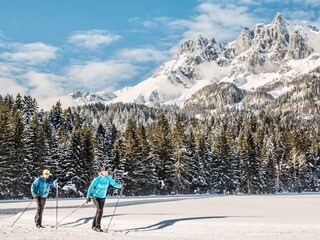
{"left": 0, "top": 0, "right": 319, "bottom": 109}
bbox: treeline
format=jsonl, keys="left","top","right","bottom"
{"left": 0, "top": 94, "right": 319, "bottom": 199}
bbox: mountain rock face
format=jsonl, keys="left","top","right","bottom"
{"left": 176, "top": 36, "right": 222, "bottom": 79}
{"left": 71, "top": 14, "right": 320, "bottom": 116}
{"left": 233, "top": 27, "right": 253, "bottom": 55}
{"left": 225, "top": 13, "right": 316, "bottom": 75}
{"left": 269, "top": 66, "right": 320, "bottom": 115}
{"left": 287, "top": 30, "right": 314, "bottom": 59}
{"left": 184, "top": 82, "right": 246, "bottom": 110}
{"left": 184, "top": 82, "right": 273, "bottom": 111}
{"left": 70, "top": 90, "right": 116, "bottom": 104}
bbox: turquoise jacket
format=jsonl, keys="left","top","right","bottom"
{"left": 86, "top": 175, "right": 121, "bottom": 199}
{"left": 31, "top": 177, "right": 57, "bottom": 198}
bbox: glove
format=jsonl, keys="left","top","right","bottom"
{"left": 86, "top": 198, "right": 91, "bottom": 203}
{"left": 33, "top": 194, "right": 38, "bottom": 199}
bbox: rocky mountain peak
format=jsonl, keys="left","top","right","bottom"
{"left": 287, "top": 29, "right": 314, "bottom": 59}
{"left": 177, "top": 35, "right": 220, "bottom": 58}
{"left": 71, "top": 13, "right": 319, "bottom": 112}
{"left": 250, "top": 15, "right": 289, "bottom": 59}
{"left": 233, "top": 27, "right": 254, "bottom": 55}
{"left": 70, "top": 90, "right": 116, "bottom": 104}
{"left": 195, "top": 35, "right": 208, "bottom": 47}
{"left": 172, "top": 35, "right": 222, "bottom": 79}
{"left": 271, "top": 13, "right": 287, "bottom": 29}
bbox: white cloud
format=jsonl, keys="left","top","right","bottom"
{"left": 0, "top": 42, "right": 58, "bottom": 65}
{"left": 172, "top": 2, "right": 263, "bottom": 43}
{"left": 115, "top": 48, "right": 170, "bottom": 63}
{"left": 37, "top": 95, "right": 75, "bottom": 110}
{"left": 68, "top": 30, "right": 121, "bottom": 49}
{"left": 142, "top": 21, "right": 158, "bottom": 29}
{"left": 66, "top": 60, "right": 140, "bottom": 90}
{"left": 284, "top": 9, "right": 316, "bottom": 20}
{"left": 0, "top": 62, "right": 23, "bottom": 77}
{"left": 24, "top": 71, "right": 66, "bottom": 100}
{"left": 0, "top": 37, "right": 64, "bottom": 109}
{"left": 28, "top": 72, "right": 76, "bottom": 110}
{"left": 196, "top": 61, "right": 231, "bottom": 81}
{"left": 0, "top": 69, "right": 78, "bottom": 110}
{"left": 240, "top": 0, "right": 254, "bottom": 3}
{"left": 293, "top": 0, "right": 320, "bottom": 6}
{"left": 137, "top": 2, "right": 263, "bottom": 45}
{"left": 0, "top": 77, "right": 28, "bottom": 96}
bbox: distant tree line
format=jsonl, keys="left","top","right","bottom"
{"left": 0, "top": 94, "right": 319, "bottom": 199}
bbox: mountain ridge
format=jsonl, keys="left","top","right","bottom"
{"left": 70, "top": 13, "right": 320, "bottom": 116}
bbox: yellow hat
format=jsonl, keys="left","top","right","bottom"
{"left": 43, "top": 169, "right": 51, "bottom": 175}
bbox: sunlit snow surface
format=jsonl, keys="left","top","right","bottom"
{"left": 1, "top": 194, "right": 320, "bottom": 240}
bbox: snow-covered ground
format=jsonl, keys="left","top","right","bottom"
{"left": 1, "top": 194, "right": 320, "bottom": 240}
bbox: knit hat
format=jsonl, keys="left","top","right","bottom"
{"left": 101, "top": 166, "right": 109, "bottom": 172}
{"left": 43, "top": 169, "right": 52, "bottom": 175}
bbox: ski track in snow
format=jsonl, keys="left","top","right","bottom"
{"left": 1, "top": 194, "right": 320, "bottom": 240}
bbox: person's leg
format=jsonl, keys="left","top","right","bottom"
{"left": 35, "top": 197, "right": 41, "bottom": 226}
{"left": 35, "top": 197, "right": 46, "bottom": 227}
{"left": 92, "top": 197, "right": 99, "bottom": 229}
{"left": 39, "top": 198, "right": 46, "bottom": 227}
{"left": 95, "top": 198, "right": 105, "bottom": 230}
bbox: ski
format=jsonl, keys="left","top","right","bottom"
{"left": 105, "top": 229, "right": 138, "bottom": 234}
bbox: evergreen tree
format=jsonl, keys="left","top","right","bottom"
{"left": 211, "top": 127, "right": 237, "bottom": 194}
{"left": 185, "top": 131, "right": 202, "bottom": 193}
{"left": 290, "top": 146, "right": 307, "bottom": 193}
{"left": 0, "top": 103, "right": 15, "bottom": 199}
{"left": 279, "top": 126, "right": 296, "bottom": 192}
{"left": 22, "top": 96, "right": 37, "bottom": 124}
{"left": 150, "top": 114, "right": 175, "bottom": 194}
{"left": 239, "top": 127, "right": 262, "bottom": 194}
{"left": 105, "top": 124, "right": 117, "bottom": 170}
{"left": 94, "top": 124, "right": 107, "bottom": 172}
{"left": 196, "top": 133, "right": 212, "bottom": 193}
{"left": 49, "top": 101, "right": 64, "bottom": 130}
{"left": 81, "top": 123, "right": 95, "bottom": 192}
{"left": 61, "top": 115, "right": 82, "bottom": 197}
{"left": 121, "top": 119, "right": 140, "bottom": 195}
{"left": 20, "top": 114, "right": 42, "bottom": 196}
{"left": 41, "top": 115, "right": 53, "bottom": 170}
{"left": 172, "top": 115, "right": 189, "bottom": 194}
{"left": 135, "top": 124, "right": 157, "bottom": 195}
{"left": 261, "top": 146, "right": 277, "bottom": 194}
{"left": 11, "top": 110, "right": 26, "bottom": 198}
{"left": 112, "top": 132, "right": 124, "bottom": 184}
{"left": 306, "top": 137, "right": 320, "bottom": 191}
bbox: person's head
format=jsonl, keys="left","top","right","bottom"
{"left": 100, "top": 166, "right": 109, "bottom": 176}
{"left": 42, "top": 169, "right": 51, "bottom": 179}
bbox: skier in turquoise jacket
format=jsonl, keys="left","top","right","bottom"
{"left": 31, "top": 169, "right": 58, "bottom": 228}
{"left": 86, "top": 165, "right": 122, "bottom": 232}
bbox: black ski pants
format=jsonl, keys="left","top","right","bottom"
{"left": 35, "top": 197, "right": 47, "bottom": 226}
{"left": 92, "top": 197, "right": 106, "bottom": 229}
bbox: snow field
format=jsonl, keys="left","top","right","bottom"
{"left": 1, "top": 194, "right": 320, "bottom": 240}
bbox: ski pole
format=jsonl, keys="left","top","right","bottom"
{"left": 106, "top": 187, "right": 123, "bottom": 232}
{"left": 53, "top": 200, "right": 87, "bottom": 227}
{"left": 55, "top": 185, "right": 58, "bottom": 229}
{"left": 11, "top": 199, "right": 34, "bottom": 227}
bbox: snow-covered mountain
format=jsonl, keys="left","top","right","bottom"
{"left": 70, "top": 90, "right": 116, "bottom": 104}
{"left": 184, "top": 82, "right": 274, "bottom": 111}
{"left": 71, "top": 13, "right": 320, "bottom": 113}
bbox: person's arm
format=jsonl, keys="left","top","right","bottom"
{"left": 86, "top": 176, "right": 100, "bottom": 199}
{"left": 48, "top": 178, "right": 58, "bottom": 188}
{"left": 108, "top": 176, "right": 122, "bottom": 189}
{"left": 53, "top": 178, "right": 58, "bottom": 188}
{"left": 31, "top": 178, "right": 39, "bottom": 198}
